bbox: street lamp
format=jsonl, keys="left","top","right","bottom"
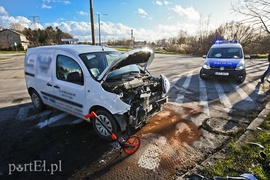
{"left": 96, "top": 13, "right": 108, "bottom": 46}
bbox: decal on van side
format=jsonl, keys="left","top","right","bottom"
{"left": 37, "top": 54, "right": 52, "bottom": 74}
{"left": 41, "top": 91, "right": 83, "bottom": 108}
{"left": 59, "top": 89, "right": 76, "bottom": 99}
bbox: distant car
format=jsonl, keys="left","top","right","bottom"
{"left": 199, "top": 40, "right": 247, "bottom": 83}
{"left": 24, "top": 45, "right": 170, "bottom": 140}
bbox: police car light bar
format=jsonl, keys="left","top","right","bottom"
{"left": 215, "top": 40, "right": 238, "bottom": 44}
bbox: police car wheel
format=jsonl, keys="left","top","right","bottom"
{"left": 199, "top": 69, "right": 208, "bottom": 80}
{"left": 236, "top": 77, "right": 245, "bottom": 84}
{"left": 236, "top": 74, "right": 246, "bottom": 84}
{"left": 92, "top": 109, "right": 119, "bottom": 141}
{"left": 30, "top": 90, "right": 45, "bottom": 111}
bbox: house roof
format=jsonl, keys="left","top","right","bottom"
{"left": 0, "top": 29, "right": 25, "bottom": 36}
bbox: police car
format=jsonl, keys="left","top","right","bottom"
{"left": 199, "top": 40, "right": 246, "bottom": 83}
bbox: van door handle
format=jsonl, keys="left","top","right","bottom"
{"left": 54, "top": 85, "right": 60, "bottom": 89}
{"left": 47, "top": 83, "right": 52, "bottom": 87}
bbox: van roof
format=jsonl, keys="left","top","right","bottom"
{"left": 27, "top": 44, "right": 117, "bottom": 54}
{"left": 211, "top": 43, "right": 242, "bottom": 49}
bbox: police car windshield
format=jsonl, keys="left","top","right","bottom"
{"left": 208, "top": 47, "right": 243, "bottom": 59}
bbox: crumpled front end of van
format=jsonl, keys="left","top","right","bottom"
{"left": 101, "top": 48, "right": 170, "bottom": 129}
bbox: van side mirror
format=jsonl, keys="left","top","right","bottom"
{"left": 67, "top": 72, "right": 83, "bottom": 85}
{"left": 202, "top": 55, "right": 207, "bottom": 58}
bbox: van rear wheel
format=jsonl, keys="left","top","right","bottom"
{"left": 30, "top": 90, "right": 45, "bottom": 111}
{"left": 92, "top": 109, "right": 119, "bottom": 141}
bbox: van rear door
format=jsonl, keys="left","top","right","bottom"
{"left": 35, "top": 50, "right": 55, "bottom": 106}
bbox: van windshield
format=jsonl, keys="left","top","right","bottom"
{"left": 207, "top": 47, "right": 243, "bottom": 59}
{"left": 79, "top": 51, "right": 121, "bottom": 78}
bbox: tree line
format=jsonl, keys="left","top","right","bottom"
{"left": 22, "top": 26, "right": 73, "bottom": 47}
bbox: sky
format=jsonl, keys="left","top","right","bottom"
{"left": 0, "top": 0, "right": 242, "bottom": 43}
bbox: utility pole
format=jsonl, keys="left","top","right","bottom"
{"left": 89, "top": 0, "right": 95, "bottom": 45}
{"left": 29, "top": 16, "right": 40, "bottom": 29}
{"left": 96, "top": 13, "right": 108, "bottom": 46}
{"left": 131, "top": 29, "right": 134, "bottom": 47}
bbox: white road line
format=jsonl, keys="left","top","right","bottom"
{"left": 245, "top": 82, "right": 257, "bottom": 90}
{"left": 37, "top": 113, "right": 68, "bottom": 129}
{"left": 214, "top": 83, "right": 232, "bottom": 110}
{"left": 235, "top": 85, "right": 253, "bottom": 101}
{"left": 175, "top": 70, "right": 194, "bottom": 103}
{"left": 199, "top": 78, "right": 210, "bottom": 117}
{"left": 170, "top": 74, "right": 182, "bottom": 86}
{"left": 24, "top": 109, "right": 52, "bottom": 121}
{"left": 15, "top": 106, "right": 30, "bottom": 120}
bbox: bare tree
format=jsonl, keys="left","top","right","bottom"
{"left": 9, "top": 23, "right": 25, "bottom": 32}
{"left": 233, "top": 0, "right": 270, "bottom": 34}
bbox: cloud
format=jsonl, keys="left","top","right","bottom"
{"left": 0, "top": 15, "right": 39, "bottom": 29}
{"left": 77, "top": 11, "right": 88, "bottom": 16}
{"left": 0, "top": 6, "right": 8, "bottom": 15}
{"left": 43, "top": 0, "right": 70, "bottom": 4}
{"left": 172, "top": 5, "right": 200, "bottom": 21}
{"left": 42, "top": 0, "right": 70, "bottom": 9}
{"left": 63, "top": 1, "right": 71, "bottom": 5}
{"left": 0, "top": 4, "right": 202, "bottom": 43}
{"left": 155, "top": 1, "right": 169, "bottom": 6}
{"left": 42, "top": 3, "right": 52, "bottom": 9}
{"left": 155, "top": 1, "right": 163, "bottom": 6}
{"left": 138, "top": 8, "right": 148, "bottom": 16}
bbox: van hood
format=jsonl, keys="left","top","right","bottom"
{"left": 208, "top": 58, "right": 241, "bottom": 68}
{"left": 98, "top": 48, "right": 154, "bottom": 81}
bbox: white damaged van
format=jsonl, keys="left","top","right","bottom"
{"left": 24, "top": 45, "right": 170, "bottom": 140}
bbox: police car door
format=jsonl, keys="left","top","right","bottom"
{"left": 53, "top": 52, "right": 86, "bottom": 118}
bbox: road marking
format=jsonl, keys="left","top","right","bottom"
{"left": 199, "top": 78, "right": 210, "bottom": 117}
{"left": 15, "top": 106, "right": 30, "bottom": 120}
{"left": 23, "top": 109, "right": 53, "bottom": 121}
{"left": 36, "top": 113, "right": 68, "bottom": 128}
{"left": 175, "top": 70, "right": 194, "bottom": 103}
{"left": 170, "top": 74, "right": 182, "bottom": 86}
{"left": 235, "top": 85, "right": 253, "bottom": 101}
{"left": 214, "top": 83, "right": 232, "bottom": 110}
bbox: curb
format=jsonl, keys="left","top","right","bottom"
{"left": 234, "top": 101, "right": 270, "bottom": 147}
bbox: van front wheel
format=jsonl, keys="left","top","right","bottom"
{"left": 92, "top": 109, "right": 119, "bottom": 141}
{"left": 30, "top": 90, "right": 45, "bottom": 111}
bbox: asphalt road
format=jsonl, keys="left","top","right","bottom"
{"left": 0, "top": 53, "right": 270, "bottom": 179}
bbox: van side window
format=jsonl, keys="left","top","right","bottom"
{"left": 56, "top": 55, "right": 84, "bottom": 85}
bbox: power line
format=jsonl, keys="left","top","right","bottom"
{"left": 29, "top": 16, "right": 40, "bottom": 29}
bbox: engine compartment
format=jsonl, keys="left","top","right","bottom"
{"left": 102, "top": 72, "right": 166, "bottom": 128}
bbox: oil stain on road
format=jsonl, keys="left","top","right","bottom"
{"left": 72, "top": 102, "right": 205, "bottom": 179}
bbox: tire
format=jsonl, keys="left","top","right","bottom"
{"left": 30, "top": 90, "right": 45, "bottom": 111}
{"left": 236, "top": 77, "right": 245, "bottom": 84}
{"left": 92, "top": 109, "right": 119, "bottom": 141}
{"left": 236, "top": 73, "right": 246, "bottom": 84}
{"left": 199, "top": 69, "right": 207, "bottom": 80}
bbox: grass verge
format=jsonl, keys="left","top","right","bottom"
{"left": 202, "top": 114, "right": 270, "bottom": 179}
